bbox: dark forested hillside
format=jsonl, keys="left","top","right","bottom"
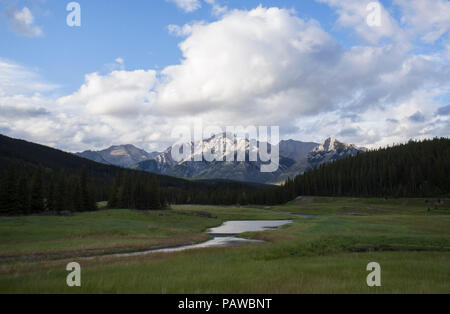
{"left": 0, "top": 134, "right": 195, "bottom": 187}
{"left": 0, "top": 134, "right": 282, "bottom": 215}
{"left": 282, "top": 138, "right": 450, "bottom": 198}
{"left": 2, "top": 134, "right": 447, "bottom": 215}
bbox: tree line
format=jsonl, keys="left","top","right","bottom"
{"left": 0, "top": 133, "right": 286, "bottom": 213}
{"left": 0, "top": 162, "right": 284, "bottom": 216}
{"left": 106, "top": 169, "right": 286, "bottom": 209}
{"left": 107, "top": 170, "right": 164, "bottom": 210}
{"left": 0, "top": 163, "right": 97, "bottom": 215}
{"left": 280, "top": 138, "right": 450, "bottom": 199}
{"left": 2, "top": 137, "right": 448, "bottom": 216}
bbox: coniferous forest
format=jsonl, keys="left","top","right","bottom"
{"left": 281, "top": 138, "right": 450, "bottom": 199}
{"left": 0, "top": 134, "right": 280, "bottom": 215}
{"left": 0, "top": 134, "right": 449, "bottom": 216}
{"left": 0, "top": 164, "right": 97, "bottom": 215}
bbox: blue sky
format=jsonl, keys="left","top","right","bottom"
{"left": 0, "top": 0, "right": 341, "bottom": 94}
{"left": 0, "top": 0, "right": 449, "bottom": 152}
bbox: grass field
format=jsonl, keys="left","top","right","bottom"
{"left": 0, "top": 205, "right": 291, "bottom": 259}
{"left": 0, "top": 197, "right": 449, "bottom": 293}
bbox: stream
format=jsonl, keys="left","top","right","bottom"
{"left": 114, "top": 220, "right": 292, "bottom": 257}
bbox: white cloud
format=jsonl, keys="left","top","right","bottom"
{"left": 168, "top": 23, "right": 199, "bottom": 37}
{"left": 1, "top": 5, "right": 449, "bottom": 152}
{"left": 166, "top": 0, "right": 227, "bottom": 15}
{"left": 58, "top": 70, "right": 157, "bottom": 116}
{"left": 115, "top": 57, "right": 124, "bottom": 65}
{"left": 317, "top": 0, "right": 401, "bottom": 44}
{"left": 395, "top": 0, "right": 450, "bottom": 43}
{"left": 157, "top": 7, "right": 340, "bottom": 124}
{"left": 156, "top": 7, "right": 449, "bottom": 129}
{"left": 319, "top": 0, "right": 450, "bottom": 45}
{"left": 291, "top": 89, "right": 449, "bottom": 149}
{"left": 166, "top": 0, "right": 201, "bottom": 13}
{"left": 4, "top": 7, "right": 43, "bottom": 37}
{"left": 0, "top": 58, "right": 57, "bottom": 95}
{"left": 204, "top": 0, "right": 228, "bottom": 16}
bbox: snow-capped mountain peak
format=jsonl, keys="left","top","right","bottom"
{"left": 308, "top": 137, "right": 367, "bottom": 165}
{"left": 79, "top": 135, "right": 368, "bottom": 184}
{"left": 314, "top": 137, "right": 343, "bottom": 152}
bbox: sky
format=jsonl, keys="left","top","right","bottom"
{"left": 0, "top": 0, "right": 449, "bottom": 153}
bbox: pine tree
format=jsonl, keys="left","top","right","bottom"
{"left": 16, "top": 169, "right": 30, "bottom": 214}
{"left": 72, "top": 180, "right": 81, "bottom": 212}
{"left": 79, "top": 166, "right": 90, "bottom": 211}
{"left": 133, "top": 175, "right": 145, "bottom": 210}
{"left": 54, "top": 171, "right": 66, "bottom": 212}
{"left": 0, "top": 163, "right": 18, "bottom": 214}
{"left": 119, "top": 173, "right": 134, "bottom": 209}
{"left": 108, "top": 170, "right": 121, "bottom": 209}
{"left": 46, "top": 175, "right": 56, "bottom": 212}
{"left": 149, "top": 175, "right": 160, "bottom": 209}
{"left": 30, "top": 166, "right": 45, "bottom": 213}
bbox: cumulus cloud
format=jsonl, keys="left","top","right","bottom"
{"left": 1, "top": 5, "right": 449, "bottom": 152}
{"left": 157, "top": 7, "right": 341, "bottom": 123}
{"left": 4, "top": 7, "right": 43, "bottom": 37}
{"left": 155, "top": 6, "right": 449, "bottom": 133}
{"left": 58, "top": 70, "right": 158, "bottom": 116}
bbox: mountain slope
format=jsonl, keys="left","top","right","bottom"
{"left": 278, "top": 137, "right": 367, "bottom": 181}
{"left": 76, "top": 145, "right": 159, "bottom": 168}
{"left": 285, "top": 138, "right": 450, "bottom": 197}
{"left": 0, "top": 134, "right": 273, "bottom": 195}
{"left": 277, "top": 140, "right": 319, "bottom": 162}
{"left": 134, "top": 134, "right": 365, "bottom": 184}
{"left": 0, "top": 134, "right": 283, "bottom": 213}
{"left": 0, "top": 134, "right": 185, "bottom": 188}
{"left": 134, "top": 133, "right": 296, "bottom": 184}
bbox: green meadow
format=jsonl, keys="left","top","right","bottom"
{"left": 0, "top": 197, "right": 449, "bottom": 293}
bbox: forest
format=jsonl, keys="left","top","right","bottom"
{"left": 0, "top": 134, "right": 281, "bottom": 214}
{"left": 0, "top": 135, "right": 449, "bottom": 215}
{"left": 281, "top": 138, "right": 450, "bottom": 199}
{"left": 0, "top": 161, "right": 285, "bottom": 215}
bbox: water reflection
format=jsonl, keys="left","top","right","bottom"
{"left": 115, "top": 220, "right": 292, "bottom": 257}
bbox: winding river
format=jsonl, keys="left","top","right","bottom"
{"left": 115, "top": 220, "right": 292, "bottom": 257}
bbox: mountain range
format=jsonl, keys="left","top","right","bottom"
{"left": 76, "top": 145, "right": 159, "bottom": 168}
{"left": 76, "top": 135, "right": 367, "bottom": 184}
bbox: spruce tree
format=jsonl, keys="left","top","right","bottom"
{"left": 30, "top": 166, "right": 45, "bottom": 213}
{"left": 149, "top": 175, "right": 160, "bottom": 209}
{"left": 46, "top": 175, "right": 56, "bottom": 212}
{"left": 108, "top": 170, "right": 121, "bottom": 209}
{"left": 133, "top": 175, "right": 145, "bottom": 210}
{"left": 0, "top": 163, "right": 18, "bottom": 214}
{"left": 54, "top": 171, "right": 66, "bottom": 212}
{"left": 16, "top": 169, "right": 30, "bottom": 214}
{"left": 72, "top": 180, "right": 81, "bottom": 212}
{"left": 79, "top": 166, "right": 89, "bottom": 211}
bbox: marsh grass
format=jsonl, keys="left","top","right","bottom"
{"left": 0, "top": 199, "right": 449, "bottom": 293}
{"left": 0, "top": 206, "right": 291, "bottom": 259}
{"left": 271, "top": 196, "right": 450, "bottom": 215}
